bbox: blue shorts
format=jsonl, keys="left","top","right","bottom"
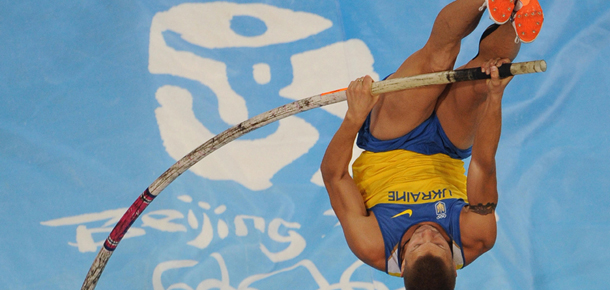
{"left": 356, "top": 112, "right": 472, "bottom": 160}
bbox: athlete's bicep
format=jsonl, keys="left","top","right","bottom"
{"left": 459, "top": 205, "right": 497, "bottom": 265}
{"left": 461, "top": 158, "right": 499, "bottom": 264}
{"left": 340, "top": 210, "right": 386, "bottom": 271}
{"left": 323, "top": 176, "right": 386, "bottom": 270}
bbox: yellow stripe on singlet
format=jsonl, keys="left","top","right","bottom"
{"left": 352, "top": 150, "right": 468, "bottom": 209}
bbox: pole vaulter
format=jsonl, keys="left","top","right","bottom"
{"left": 81, "top": 59, "right": 546, "bottom": 290}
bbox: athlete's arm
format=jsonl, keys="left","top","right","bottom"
{"left": 461, "top": 58, "right": 513, "bottom": 263}
{"left": 321, "top": 76, "right": 385, "bottom": 270}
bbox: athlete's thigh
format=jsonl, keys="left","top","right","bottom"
{"left": 435, "top": 70, "right": 489, "bottom": 150}
{"left": 369, "top": 50, "right": 451, "bottom": 140}
{"left": 437, "top": 47, "right": 517, "bottom": 149}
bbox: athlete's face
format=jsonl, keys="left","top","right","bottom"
{"left": 401, "top": 224, "right": 454, "bottom": 277}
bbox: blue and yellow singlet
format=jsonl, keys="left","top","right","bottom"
{"left": 352, "top": 149, "right": 469, "bottom": 276}
{"left": 353, "top": 111, "right": 473, "bottom": 276}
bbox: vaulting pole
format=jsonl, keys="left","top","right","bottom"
{"left": 81, "top": 59, "right": 546, "bottom": 290}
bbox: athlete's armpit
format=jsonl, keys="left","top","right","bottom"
{"left": 467, "top": 203, "right": 497, "bottom": 215}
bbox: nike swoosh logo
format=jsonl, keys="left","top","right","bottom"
{"left": 392, "top": 209, "right": 413, "bottom": 218}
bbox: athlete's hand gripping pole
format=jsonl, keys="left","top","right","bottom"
{"left": 81, "top": 59, "right": 546, "bottom": 290}
{"left": 371, "top": 59, "right": 546, "bottom": 95}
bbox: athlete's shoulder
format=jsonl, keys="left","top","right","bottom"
{"left": 458, "top": 205, "right": 498, "bottom": 264}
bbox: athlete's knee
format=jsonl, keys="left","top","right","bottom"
{"left": 476, "top": 23, "right": 521, "bottom": 61}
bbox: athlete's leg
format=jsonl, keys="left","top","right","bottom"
{"left": 370, "top": 0, "right": 487, "bottom": 140}
{"left": 436, "top": 23, "right": 520, "bottom": 149}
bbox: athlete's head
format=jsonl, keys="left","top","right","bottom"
{"left": 400, "top": 225, "right": 456, "bottom": 290}
{"left": 403, "top": 254, "right": 456, "bottom": 290}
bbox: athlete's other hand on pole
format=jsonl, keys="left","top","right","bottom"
{"left": 481, "top": 58, "right": 513, "bottom": 97}
{"left": 345, "top": 75, "right": 379, "bottom": 123}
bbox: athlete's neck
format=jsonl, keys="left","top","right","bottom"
{"left": 400, "top": 222, "right": 451, "bottom": 247}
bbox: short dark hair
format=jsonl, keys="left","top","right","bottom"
{"left": 404, "top": 254, "right": 456, "bottom": 290}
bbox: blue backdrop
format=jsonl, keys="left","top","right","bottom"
{"left": 2, "top": 1, "right": 609, "bottom": 289}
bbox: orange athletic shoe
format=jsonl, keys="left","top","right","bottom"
{"left": 512, "top": 0, "right": 544, "bottom": 43}
{"left": 485, "top": 0, "right": 516, "bottom": 24}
